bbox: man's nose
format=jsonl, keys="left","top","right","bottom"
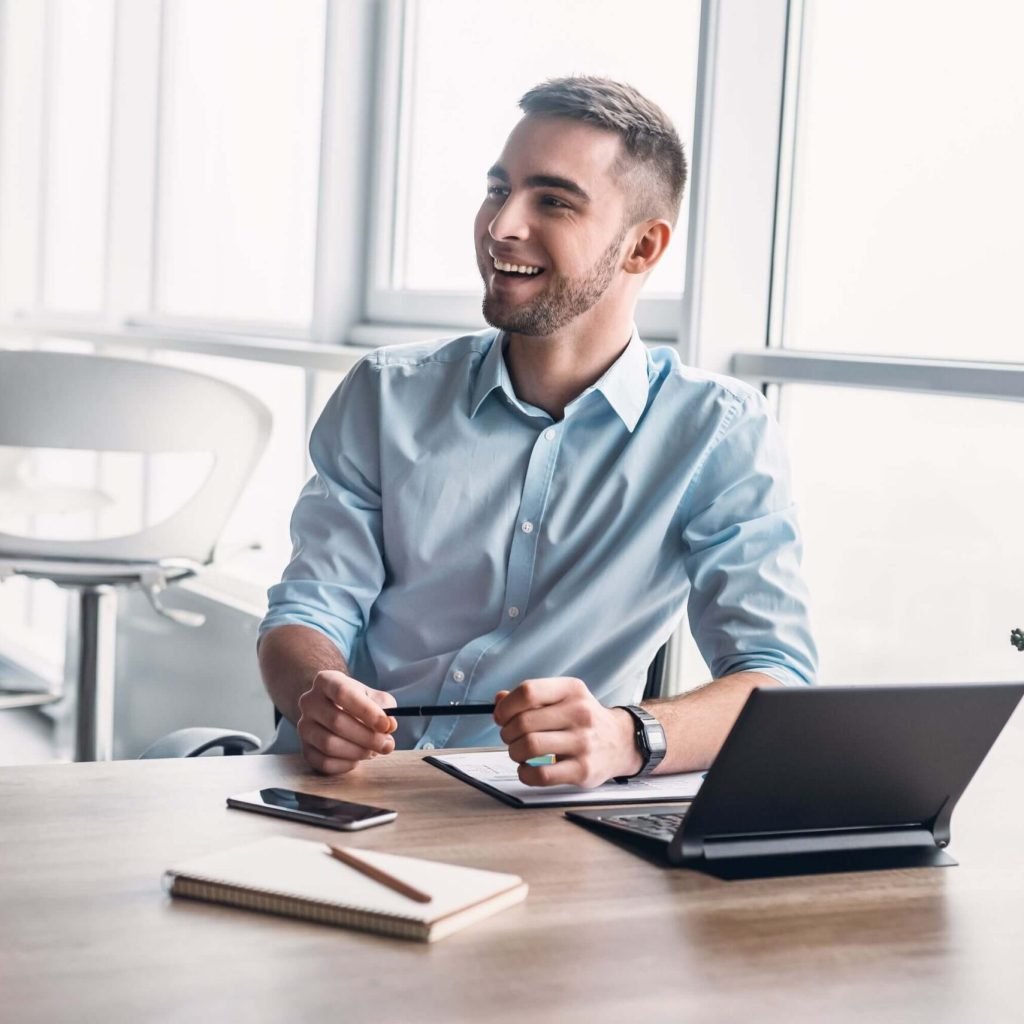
{"left": 488, "top": 193, "right": 530, "bottom": 241}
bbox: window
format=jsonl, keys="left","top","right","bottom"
{"left": 154, "top": 0, "right": 326, "bottom": 326}
{"left": 367, "top": 0, "right": 703, "bottom": 337}
{"left": 781, "top": 386, "right": 1024, "bottom": 683}
{"left": 777, "top": 0, "right": 1024, "bottom": 361}
{"left": 728, "top": 0, "right": 1024, "bottom": 685}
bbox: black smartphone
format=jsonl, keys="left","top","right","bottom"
{"left": 226, "top": 787, "right": 397, "bottom": 831}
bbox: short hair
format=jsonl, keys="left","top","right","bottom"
{"left": 518, "top": 75, "right": 688, "bottom": 226}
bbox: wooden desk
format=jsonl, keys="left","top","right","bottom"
{"left": 2, "top": 716, "right": 1023, "bottom": 1023}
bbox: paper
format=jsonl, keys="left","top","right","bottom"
{"left": 429, "top": 749, "right": 705, "bottom": 806}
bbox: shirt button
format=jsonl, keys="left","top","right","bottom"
{"left": 521, "top": 521, "right": 534, "bottom": 534}
{"left": 508, "top": 606, "right": 520, "bottom": 619}
{"left": 544, "top": 429, "right": 556, "bottom": 441}
{"left": 422, "top": 741, "right": 435, "bottom": 750}
{"left": 453, "top": 670, "right": 465, "bottom": 683}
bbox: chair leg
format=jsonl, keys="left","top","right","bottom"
{"left": 75, "top": 586, "right": 118, "bottom": 762}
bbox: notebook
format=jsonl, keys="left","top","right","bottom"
{"left": 164, "top": 836, "right": 528, "bottom": 943}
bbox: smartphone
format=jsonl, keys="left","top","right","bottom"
{"left": 226, "top": 787, "right": 397, "bottom": 831}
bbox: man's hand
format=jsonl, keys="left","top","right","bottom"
{"left": 296, "top": 670, "right": 398, "bottom": 775}
{"left": 493, "top": 677, "right": 642, "bottom": 788}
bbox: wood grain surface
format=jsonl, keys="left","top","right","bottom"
{"left": 1, "top": 710, "right": 1022, "bottom": 1024}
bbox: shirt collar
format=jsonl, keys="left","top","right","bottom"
{"left": 470, "top": 331, "right": 510, "bottom": 419}
{"left": 583, "top": 327, "right": 650, "bottom": 432}
{"left": 470, "top": 327, "right": 651, "bottom": 432}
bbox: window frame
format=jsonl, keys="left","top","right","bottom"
{"left": 722, "top": 0, "right": 1024, "bottom": 402}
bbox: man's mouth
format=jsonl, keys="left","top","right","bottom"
{"left": 492, "top": 257, "right": 545, "bottom": 278}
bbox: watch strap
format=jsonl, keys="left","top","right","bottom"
{"left": 615, "top": 704, "right": 667, "bottom": 780}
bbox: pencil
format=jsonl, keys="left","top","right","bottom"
{"left": 385, "top": 704, "right": 496, "bottom": 717}
{"left": 328, "top": 844, "right": 433, "bottom": 903}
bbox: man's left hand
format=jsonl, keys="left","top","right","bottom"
{"left": 493, "top": 677, "right": 642, "bottom": 787}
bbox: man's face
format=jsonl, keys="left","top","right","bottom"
{"left": 474, "top": 115, "right": 632, "bottom": 337}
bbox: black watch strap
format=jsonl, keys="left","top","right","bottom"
{"left": 615, "top": 704, "right": 668, "bottom": 780}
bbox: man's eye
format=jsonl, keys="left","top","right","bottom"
{"left": 541, "top": 196, "right": 569, "bottom": 209}
{"left": 487, "top": 185, "right": 508, "bottom": 199}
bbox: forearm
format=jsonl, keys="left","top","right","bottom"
{"left": 257, "top": 624, "right": 350, "bottom": 725}
{"left": 644, "top": 671, "right": 781, "bottom": 774}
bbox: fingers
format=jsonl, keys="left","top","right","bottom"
{"left": 506, "top": 728, "right": 577, "bottom": 766}
{"left": 297, "top": 671, "right": 397, "bottom": 774}
{"left": 498, "top": 704, "right": 582, "bottom": 746}
{"left": 496, "top": 679, "right": 595, "bottom": 747}
{"left": 515, "top": 758, "right": 590, "bottom": 788}
{"left": 493, "top": 677, "right": 586, "bottom": 726}
{"left": 495, "top": 677, "right": 619, "bottom": 789}
{"left": 313, "top": 671, "right": 393, "bottom": 733}
{"left": 367, "top": 687, "right": 399, "bottom": 734}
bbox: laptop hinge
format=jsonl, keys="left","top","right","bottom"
{"left": 700, "top": 825, "right": 936, "bottom": 861}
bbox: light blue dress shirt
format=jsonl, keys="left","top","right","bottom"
{"left": 261, "top": 328, "right": 817, "bottom": 751}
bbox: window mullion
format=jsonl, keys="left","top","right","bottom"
{"left": 104, "top": 0, "right": 161, "bottom": 325}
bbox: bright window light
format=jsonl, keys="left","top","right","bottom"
{"left": 393, "top": 0, "right": 700, "bottom": 298}
{"left": 154, "top": 0, "right": 326, "bottom": 326}
{"left": 782, "top": 0, "right": 1024, "bottom": 361}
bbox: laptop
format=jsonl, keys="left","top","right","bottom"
{"left": 566, "top": 683, "right": 1024, "bottom": 879}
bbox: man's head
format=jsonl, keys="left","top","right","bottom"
{"left": 475, "top": 76, "right": 687, "bottom": 338}
{"left": 519, "top": 76, "right": 687, "bottom": 227}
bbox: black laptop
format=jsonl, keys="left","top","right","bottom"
{"left": 566, "top": 683, "right": 1024, "bottom": 879}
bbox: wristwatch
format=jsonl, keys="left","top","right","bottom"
{"left": 615, "top": 705, "right": 667, "bottom": 780}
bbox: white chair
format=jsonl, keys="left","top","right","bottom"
{"left": 0, "top": 349, "right": 272, "bottom": 761}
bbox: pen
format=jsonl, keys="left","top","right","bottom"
{"left": 385, "top": 703, "right": 497, "bottom": 717}
{"left": 328, "top": 845, "right": 433, "bottom": 903}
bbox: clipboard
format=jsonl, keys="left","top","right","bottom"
{"left": 424, "top": 748, "right": 705, "bottom": 809}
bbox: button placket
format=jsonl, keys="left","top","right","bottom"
{"left": 430, "top": 423, "right": 562, "bottom": 750}
{"left": 499, "top": 424, "right": 560, "bottom": 635}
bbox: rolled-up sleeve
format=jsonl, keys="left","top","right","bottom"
{"left": 680, "top": 390, "right": 817, "bottom": 686}
{"left": 259, "top": 356, "right": 385, "bottom": 661}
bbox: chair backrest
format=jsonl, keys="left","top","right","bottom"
{"left": 643, "top": 641, "right": 669, "bottom": 700}
{"left": 0, "top": 349, "right": 272, "bottom": 564}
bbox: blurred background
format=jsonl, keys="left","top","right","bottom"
{"left": 1, "top": 0, "right": 1022, "bottom": 762}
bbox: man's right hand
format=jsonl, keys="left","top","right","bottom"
{"left": 296, "top": 670, "right": 398, "bottom": 775}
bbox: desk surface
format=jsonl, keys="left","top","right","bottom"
{"left": 2, "top": 717, "right": 1023, "bottom": 1024}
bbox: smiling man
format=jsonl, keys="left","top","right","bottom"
{"left": 258, "top": 77, "right": 817, "bottom": 785}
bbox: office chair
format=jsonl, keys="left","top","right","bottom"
{"left": 139, "top": 641, "right": 672, "bottom": 759}
{"left": 0, "top": 349, "right": 272, "bottom": 761}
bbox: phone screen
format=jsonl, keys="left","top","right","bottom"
{"left": 227, "top": 788, "right": 397, "bottom": 831}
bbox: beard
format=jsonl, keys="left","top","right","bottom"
{"left": 480, "top": 228, "right": 625, "bottom": 337}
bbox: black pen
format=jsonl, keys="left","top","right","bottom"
{"left": 385, "top": 703, "right": 497, "bottom": 718}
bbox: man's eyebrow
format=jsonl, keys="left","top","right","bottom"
{"left": 485, "top": 165, "right": 591, "bottom": 203}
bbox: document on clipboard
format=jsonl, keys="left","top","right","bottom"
{"left": 424, "top": 748, "right": 705, "bottom": 808}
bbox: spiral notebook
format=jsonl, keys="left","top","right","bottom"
{"left": 164, "top": 836, "right": 528, "bottom": 943}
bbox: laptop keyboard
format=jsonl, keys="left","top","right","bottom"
{"left": 604, "top": 811, "right": 687, "bottom": 843}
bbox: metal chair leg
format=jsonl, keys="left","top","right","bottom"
{"left": 75, "top": 586, "right": 118, "bottom": 762}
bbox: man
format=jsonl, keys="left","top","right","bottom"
{"left": 258, "top": 76, "right": 816, "bottom": 785}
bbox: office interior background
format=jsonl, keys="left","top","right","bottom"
{"left": 0, "top": 0, "right": 1022, "bottom": 762}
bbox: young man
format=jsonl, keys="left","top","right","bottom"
{"left": 258, "top": 77, "right": 816, "bottom": 785}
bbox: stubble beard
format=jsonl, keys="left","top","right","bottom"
{"left": 480, "top": 228, "right": 626, "bottom": 337}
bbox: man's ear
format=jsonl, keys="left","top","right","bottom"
{"left": 623, "top": 220, "right": 672, "bottom": 275}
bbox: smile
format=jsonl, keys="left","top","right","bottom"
{"left": 493, "top": 258, "right": 544, "bottom": 276}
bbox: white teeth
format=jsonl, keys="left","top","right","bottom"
{"left": 494, "top": 258, "right": 542, "bottom": 275}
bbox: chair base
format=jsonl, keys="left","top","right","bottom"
{"left": 73, "top": 586, "right": 118, "bottom": 762}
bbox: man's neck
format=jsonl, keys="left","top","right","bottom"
{"left": 504, "top": 313, "right": 635, "bottom": 420}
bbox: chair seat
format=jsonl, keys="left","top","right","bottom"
{"left": 0, "top": 556, "right": 200, "bottom": 588}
